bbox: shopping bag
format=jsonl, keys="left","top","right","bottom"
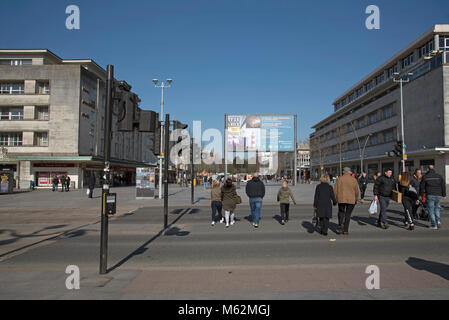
{"left": 86, "top": 189, "right": 90, "bottom": 196}
{"left": 369, "top": 200, "right": 377, "bottom": 215}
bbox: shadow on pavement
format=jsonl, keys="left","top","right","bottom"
{"left": 0, "top": 224, "right": 68, "bottom": 247}
{"left": 107, "top": 208, "right": 192, "bottom": 273}
{"left": 301, "top": 221, "right": 316, "bottom": 234}
{"left": 406, "top": 257, "right": 449, "bottom": 281}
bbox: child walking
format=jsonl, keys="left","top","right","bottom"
{"left": 277, "top": 180, "right": 297, "bottom": 225}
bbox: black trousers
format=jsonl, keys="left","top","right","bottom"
{"left": 320, "top": 217, "right": 329, "bottom": 234}
{"left": 280, "top": 203, "right": 290, "bottom": 221}
{"left": 338, "top": 203, "right": 355, "bottom": 232}
{"left": 360, "top": 186, "right": 367, "bottom": 200}
{"left": 402, "top": 197, "right": 415, "bottom": 225}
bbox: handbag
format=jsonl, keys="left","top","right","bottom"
{"left": 235, "top": 195, "right": 242, "bottom": 204}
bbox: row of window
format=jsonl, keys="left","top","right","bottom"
{"left": 318, "top": 105, "right": 394, "bottom": 144}
{"left": 334, "top": 37, "right": 449, "bottom": 112}
{"left": 313, "top": 128, "right": 395, "bottom": 157}
{"left": 0, "top": 59, "right": 32, "bottom": 66}
{"left": 0, "top": 132, "right": 48, "bottom": 147}
{"left": 0, "top": 81, "right": 50, "bottom": 95}
{"left": 0, "top": 106, "right": 49, "bottom": 121}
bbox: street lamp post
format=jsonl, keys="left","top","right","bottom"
{"left": 152, "top": 78, "right": 173, "bottom": 199}
{"left": 393, "top": 72, "right": 413, "bottom": 173}
{"left": 349, "top": 121, "right": 371, "bottom": 175}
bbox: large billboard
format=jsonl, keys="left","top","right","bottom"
{"left": 226, "top": 114, "right": 295, "bottom": 152}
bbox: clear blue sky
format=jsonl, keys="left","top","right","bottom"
{"left": 1, "top": 0, "right": 448, "bottom": 141}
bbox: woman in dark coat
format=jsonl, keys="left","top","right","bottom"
{"left": 313, "top": 174, "right": 337, "bottom": 236}
{"left": 221, "top": 178, "right": 238, "bottom": 228}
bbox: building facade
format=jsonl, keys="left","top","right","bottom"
{"left": 310, "top": 25, "right": 449, "bottom": 182}
{"left": 297, "top": 141, "right": 310, "bottom": 180}
{"left": 0, "top": 49, "right": 157, "bottom": 189}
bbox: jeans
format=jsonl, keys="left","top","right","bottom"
{"left": 378, "top": 196, "right": 390, "bottom": 224}
{"left": 211, "top": 201, "right": 222, "bottom": 222}
{"left": 250, "top": 198, "right": 263, "bottom": 224}
{"left": 427, "top": 195, "right": 442, "bottom": 228}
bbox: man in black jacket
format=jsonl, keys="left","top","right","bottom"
{"left": 420, "top": 165, "right": 446, "bottom": 229}
{"left": 246, "top": 172, "right": 265, "bottom": 228}
{"left": 373, "top": 168, "right": 397, "bottom": 229}
{"left": 358, "top": 172, "right": 368, "bottom": 203}
{"left": 87, "top": 174, "right": 96, "bottom": 199}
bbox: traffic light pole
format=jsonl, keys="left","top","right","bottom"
{"left": 100, "top": 64, "right": 113, "bottom": 275}
{"left": 164, "top": 114, "right": 170, "bottom": 229}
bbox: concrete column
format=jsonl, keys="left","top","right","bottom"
{"left": 24, "top": 80, "right": 36, "bottom": 95}
{"left": 23, "top": 132, "right": 34, "bottom": 146}
{"left": 435, "top": 34, "right": 440, "bottom": 51}
{"left": 19, "top": 161, "right": 32, "bottom": 189}
{"left": 23, "top": 106, "right": 35, "bottom": 120}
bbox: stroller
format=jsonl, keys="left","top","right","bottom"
{"left": 416, "top": 199, "right": 430, "bottom": 221}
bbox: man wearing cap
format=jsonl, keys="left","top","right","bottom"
{"left": 333, "top": 167, "right": 359, "bottom": 235}
{"left": 373, "top": 168, "right": 397, "bottom": 229}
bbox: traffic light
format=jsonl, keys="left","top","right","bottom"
{"left": 153, "top": 113, "right": 161, "bottom": 155}
{"left": 394, "top": 140, "right": 403, "bottom": 157}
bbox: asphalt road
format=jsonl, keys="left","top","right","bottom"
{"left": 1, "top": 202, "right": 449, "bottom": 300}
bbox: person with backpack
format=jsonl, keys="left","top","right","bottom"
{"left": 333, "top": 167, "right": 359, "bottom": 235}
{"left": 313, "top": 174, "right": 337, "bottom": 236}
{"left": 277, "top": 180, "right": 297, "bottom": 225}
{"left": 373, "top": 168, "right": 397, "bottom": 229}
{"left": 420, "top": 165, "right": 446, "bottom": 230}
{"left": 398, "top": 172, "right": 419, "bottom": 231}
{"left": 221, "top": 178, "right": 239, "bottom": 228}
{"left": 358, "top": 172, "right": 368, "bottom": 204}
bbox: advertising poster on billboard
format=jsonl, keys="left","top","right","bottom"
{"left": 226, "top": 114, "right": 295, "bottom": 152}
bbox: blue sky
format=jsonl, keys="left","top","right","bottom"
{"left": 1, "top": 0, "right": 448, "bottom": 141}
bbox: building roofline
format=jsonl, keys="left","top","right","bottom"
{"left": 332, "top": 24, "right": 449, "bottom": 105}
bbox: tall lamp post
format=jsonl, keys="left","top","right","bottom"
{"left": 152, "top": 78, "right": 173, "bottom": 199}
{"left": 393, "top": 72, "right": 413, "bottom": 173}
{"left": 349, "top": 121, "right": 372, "bottom": 175}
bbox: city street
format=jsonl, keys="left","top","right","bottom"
{"left": 1, "top": 184, "right": 449, "bottom": 300}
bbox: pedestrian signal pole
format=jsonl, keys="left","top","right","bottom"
{"left": 100, "top": 64, "right": 113, "bottom": 275}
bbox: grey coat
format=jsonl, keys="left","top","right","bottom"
{"left": 221, "top": 184, "right": 238, "bottom": 212}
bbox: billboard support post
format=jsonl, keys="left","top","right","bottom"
{"left": 294, "top": 115, "right": 297, "bottom": 186}
{"left": 224, "top": 114, "right": 227, "bottom": 179}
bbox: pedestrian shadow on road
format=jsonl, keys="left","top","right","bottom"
{"left": 0, "top": 224, "right": 68, "bottom": 247}
{"left": 406, "top": 257, "right": 449, "bottom": 281}
{"left": 352, "top": 215, "right": 377, "bottom": 227}
{"left": 273, "top": 215, "right": 282, "bottom": 225}
{"left": 164, "top": 227, "right": 190, "bottom": 237}
{"left": 301, "top": 221, "right": 316, "bottom": 234}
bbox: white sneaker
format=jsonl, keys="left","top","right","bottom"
{"left": 230, "top": 220, "right": 235, "bottom": 226}
{"left": 430, "top": 226, "right": 438, "bottom": 230}
{"left": 211, "top": 221, "right": 216, "bottom": 226}
{"left": 225, "top": 223, "right": 230, "bottom": 228}
{"left": 220, "top": 218, "right": 224, "bottom": 224}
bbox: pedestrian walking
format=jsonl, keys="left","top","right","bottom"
{"left": 245, "top": 172, "right": 265, "bottom": 228}
{"left": 313, "top": 174, "right": 337, "bottom": 236}
{"left": 358, "top": 172, "right": 368, "bottom": 203}
{"left": 411, "top": 169, "right": 423, "bottom": 219}
{"left": 52, "top": 175, "right": 59, "bottom": 192}
{"left": 221, "top": 178, "right": 239, "bottom": 228}
{"left": 210, "top": 180, "right": 223, "bottom": 226}
{"left": 60, "top": 175, "right": 66, "bottom": 192}
{"left": 420, "top": 165, "right": 446, "bottom": 229}
{"left": 398, "top": 172, "right": 419, "bottom": 231}
{"left": 87, "top": 174, "right": 96, "bottom": 198}
{"left": 373, "top": 168, "right": 397, "bottom": 229}
{"left": 277, "top": 180, "right": 297, "bottom": 225}
{"left": 65, "top": 175, "right": 71, "bottom": 192}
{"left": 333, "top": 167, "right": 359, "bottom": 235}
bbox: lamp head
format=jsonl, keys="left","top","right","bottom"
{"left": 166, "top": 78, "right": 173, "bottom": 85}
{"left": 152, "top": 79, "right": 159, "bottom": 85}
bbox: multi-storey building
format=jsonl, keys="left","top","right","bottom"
{"left": 310, "top": 25, "right": 449, "bottom": 182}
{"left": 297, "top": 141, "right": 310, "bottom": 179}
{"left": 0, "top": 49, "right": 157, "bottom": 189}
